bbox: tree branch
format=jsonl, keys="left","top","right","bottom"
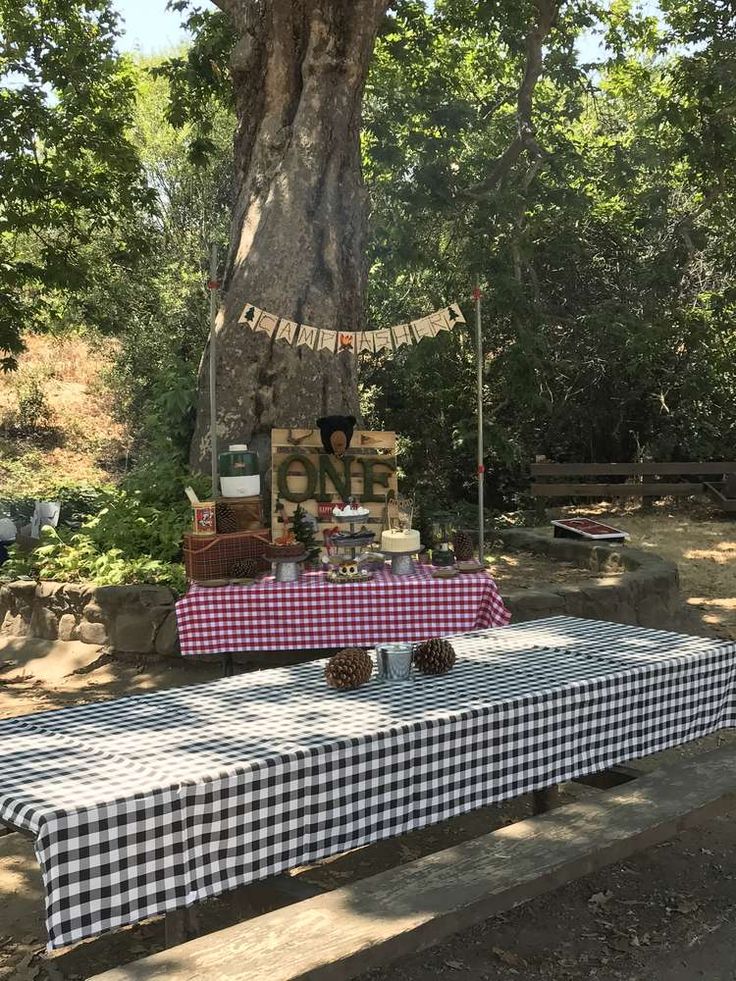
{"left": 462, "top": 0, "right": 559, "bottom": 200}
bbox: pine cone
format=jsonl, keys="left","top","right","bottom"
{"left": 413, "top": 638, "right": 456, "bottom": 675}
{"left": 217, "top": 505, "right": 238, "bottom": 534}
{"left": 324, "top": 648, "right": 373, "bottom": 690}
{"left": 452, "top": 529, "right": 474, "bottom": 561}
{"left": 230, "top": 559, "right": 258, "bottom": 579}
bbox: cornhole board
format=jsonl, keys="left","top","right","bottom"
{"left": 551, "top": 518, "right": 628, "bottom": 541}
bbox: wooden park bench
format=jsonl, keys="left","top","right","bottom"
{"left": 531, "top": 460, "right": 736, "bottom": 505}
{"left": 90, "top": 745, "right": 736, "bottom": 981}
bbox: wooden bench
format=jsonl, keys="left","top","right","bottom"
{"left": 531, "top": 460, "right": 736, "bottom": 502}
{"left": 90, "top": 745, "right": 736, "bottom": 981}
{"left": 705, "top": 476, "right": 736, "bottom": 514}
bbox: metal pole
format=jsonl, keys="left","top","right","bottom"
{"left": 474, "top": 280, "right": 485, "bottom": 564}
{"left": 208, "top": 244, "right": 219, "bottom": 500}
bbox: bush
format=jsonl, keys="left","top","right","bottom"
{"left": 1, "top": 464, "right": 211, "bottom": 591}
{"left": 0, "top": 483, "right": 108, "bottom": 531}
{"left": 14, "top": 375, "right": 52, "bottom": 430}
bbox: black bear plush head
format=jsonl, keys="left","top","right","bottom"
{"left": 317, "top": 415, "right": 357, "bottom": 458}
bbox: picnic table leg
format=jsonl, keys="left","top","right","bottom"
{"left": 532, "top": 786, "right": 558, "bottom": 814}
{"left": 223, "top": 652, "right": 234, "bottom": 677}
{"left": 165, "top": 906, "right": 200, "bottom": 947}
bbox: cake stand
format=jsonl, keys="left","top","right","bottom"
{"left": 271, "top": 552, "right": 308, "bottom": 583}
{"left": 330, "top": 512, "right": 375, "bottom": 562}
{"left": 386, "top": 545, "right": 422, "bottom": 577}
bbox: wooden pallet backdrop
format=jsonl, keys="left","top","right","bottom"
{"left": 271, "top": 428, "right": 397, "bottom": 545}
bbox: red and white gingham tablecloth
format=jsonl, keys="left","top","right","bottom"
{"left": 176, "top": 565, "right": 511, "bottom": 654}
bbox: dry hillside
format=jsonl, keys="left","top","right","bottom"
{"left": 0, "top": 334, "right": 128, "bottom": 498}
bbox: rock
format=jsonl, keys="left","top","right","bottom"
{"left": 112, "top": 613, "right": 155, "bottom": 654}
{"left": 7, "top": 580, "right": 37, "bottom": 599}
{"left": 95, "top": 585, "right": 139, "bottom": 611}
{"left": 30, "top": 606, "right": 58, "bottom": 640}
{"left": 36, "top": 581, "right": 64, "bottom": 600}
{"left": 82, "top": 603, "right": 105, "bottom": 623}
{"left": 61, "top": 583, "right": 94, "bottom": 607}
{"left": 58, "top": 613, "right": 79, "bottom": 642}
{"left": 139, "top": 586, "right": 176, "bottom": 608}
{"left": 1, "top": 613, "right": 30, "bottom": 637}
{"left": 79, "top": 620, "right": 108, "bottom": 646}
{"left": 154, "top": 611, "right": 180, "bottom": 656}
{"left": 146, "top": 604, "right": 175, "bottom": 628}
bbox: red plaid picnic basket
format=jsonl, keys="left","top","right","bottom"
{"left": 183, "top": 529, "right": 271, "bottom": 581}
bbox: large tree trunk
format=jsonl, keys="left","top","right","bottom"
{"left": 190, "top": 0, "right": 390, "bottom": 474}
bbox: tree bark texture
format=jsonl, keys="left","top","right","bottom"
{"left": 191, "top": 0, "right": 390, "bottom": 473}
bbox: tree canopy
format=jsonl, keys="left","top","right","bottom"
{"left": 1, "top": 0, "right": 734, "bottom": 512}
{"left": 0, "top": 0, "right": 152, "bottom": 367}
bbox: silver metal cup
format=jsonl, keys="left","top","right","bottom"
{"left": 376, "top": 642, "right": 414, "bottom": 681}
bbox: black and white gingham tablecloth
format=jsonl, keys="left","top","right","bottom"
{"left": 1, "top": 616, "right": 734, "bottom": 951}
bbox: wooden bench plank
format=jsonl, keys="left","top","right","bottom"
{"left": 531, "top": 462, "right": 736, "bottom": 477}
{"left": 531, "top": 481, "right": 704, "bottom": 497}
{"left": 90, "top": 746, "right": 736, "bottom": 981}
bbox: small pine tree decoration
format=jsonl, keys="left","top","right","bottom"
{"left": 291, "top": 504, "right": 320, "bottom": 564}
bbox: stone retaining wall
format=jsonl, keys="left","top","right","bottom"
{"left": 497, "top": 529, "right": 709, "bottom": 636}
{"left": 0, "top": 581, "right": 179, "bottom": 655}
{"left": 0, "top": 532, "right": 709, "bottom": 656}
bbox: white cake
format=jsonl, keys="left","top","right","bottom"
{"left": 333, "top": 503, "right": 370, "bottom": 520}
{"left": 381, "top": 528, "right": 421, "bottom": 554}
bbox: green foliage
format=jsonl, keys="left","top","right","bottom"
{"left": 1, "top": 463, "right": 210, "bottom": 590}
{"left": 14, "top": 374, "right": 52, "bottom": 430}
{"left": 0, "top": 0, "right": 154, "bottom": 366}
{"left": 4, "top": 526, "right": 187, "bottom": 592}
{"left": 361, "top": 0, "right": 736, "bottom": 509}
{"left": 94, "top": 54, "right": 233, "bottom": 462}
{"left": 153, "top": 5, "right": 235, "bottom": 164}
{"left": 2, "top": 0, "right": 735, "bottom": 532}
{"left": 0, "top": 482, "right": 107, "bottom": 531}
{"left": 291, "top": 504, "right": 321, "bottom": 565}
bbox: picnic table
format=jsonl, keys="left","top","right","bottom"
{"left": 1, "top": 616, "right": 734, "bottom": 952}
{"left": 175, "top": 565, "right": 511, "bottom": 656}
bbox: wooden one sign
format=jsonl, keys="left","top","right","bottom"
{"left": 271, "top": 428, "right": 397, "bottom": 544}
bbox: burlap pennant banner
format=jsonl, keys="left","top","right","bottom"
{"left": 238, "top": 303, "right": 465, "bottom": 352}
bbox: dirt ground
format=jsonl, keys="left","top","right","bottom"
{"left": 1, "top": 502, "right": 735, "bottom": 980}
{"left": 563, "top": 500, "right": 736, "bottom": 641}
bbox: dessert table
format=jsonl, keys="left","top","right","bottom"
{"left": 1, "top": 616, "right": 735, "bottom": 952}
{"left": 175, "top": 565, "right": 511, "bottom": 656}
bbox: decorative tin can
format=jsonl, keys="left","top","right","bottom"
{"left": 219, "top": 444, "right": 260, "bottom": 498}
{"left": 192, "top": 502, "right": 216, "bottom": 536}
{"left": 376, "top": 642, "right": 414, "bottom": 681}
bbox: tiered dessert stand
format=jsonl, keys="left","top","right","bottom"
{"left": 330, "top": 513, "right": 375, "bottom": 563}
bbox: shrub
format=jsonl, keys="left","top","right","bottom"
{"left": 1, "top": 464, "right": 211, "bottom": 591}
{"left": 15, "top": 375, "right": 52, "bottom": 430}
